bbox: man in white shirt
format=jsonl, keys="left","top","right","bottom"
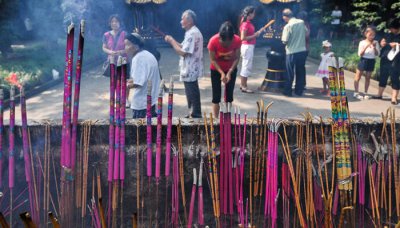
{"left": 165, "top": 9, "right": 203, "bottom": 118}
{"left": 125, "top": 33, "right": 161, "bottom": 118}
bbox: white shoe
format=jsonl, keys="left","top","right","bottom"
{"left": 353, "top": 92, "right": 364, "bottom": 100}
{"left": 363, "top": 95, "right": 371, "bottom": 100}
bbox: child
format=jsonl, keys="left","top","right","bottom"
{"left": 372, "top": 37, "right": 392, "bottom": 99}
{"left": 353, "top": 26, "right": 380, "bottom": 100}
{"left": 315, "top": 40, "right": 334, "bottom": 95}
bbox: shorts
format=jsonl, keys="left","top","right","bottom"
{"left": 240, "top": 44, "right": 254, "bottom": 77}
{"left": 357, "top": 57, "right": 375, "bottom": 72}
{"left": 132, "top": 105, "right": 156, "bottom": 119}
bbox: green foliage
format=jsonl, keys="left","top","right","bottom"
{"left": 346, "top": 0, "right": 383, "bottom": 32}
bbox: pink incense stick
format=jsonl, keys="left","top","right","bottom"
{"left": 120, "top": 58, "right": 127, "bottom": 181}
{"left": 0, "top": 89, "right": 3, "bottom": 188}
{"left": 165, "top": 78, "right": 174, "bottom": 177}
{"left": 8, "top": 86, "right": 15, "bottom": 189}
{"left": 113, "top": 57, "right": 122, "bottom": 180}
{"left": 219, "top": 104, "right": 224, "bottom": 213}
{"left": 172, "top": 147, "right": 179, "bottom": 226}
{"left": 155, "top": 80, "right": 164, "bottom": 180}
{"left": 146, "top": 80, "right": 153, "bottom": 177}
{"left": 198, "top": 159, "right": 204, "bottom": 226}
{"left": 227, "top": 103, "right": 233, "bottom": 215}
{"left": 187, "top": 168, "right": 197, "bottom": 228}
{"left": 71, "top": 20, "right": 85, "bottom": 171}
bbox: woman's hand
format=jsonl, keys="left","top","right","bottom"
{"left": 220, "top": 72, "right": 227, "bottom": 84}
{"left": 225, "top": 71, "right": 232, "bottom": 84}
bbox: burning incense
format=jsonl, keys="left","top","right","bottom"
{"left": 187, "top": 168, "right": 197, "bottom": 228}
{"left": 198, "top": 158, "right": 204, "bottom": 226}
{"left": 156, "top": 80, "right": 165, "bottom": 180}
{"left": 165, "top": 78, "right": 174, "bottom": 177}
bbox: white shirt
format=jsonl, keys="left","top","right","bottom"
{"left": 130, "top": 50, "right": 161, "bottom": 110}
{"left": 331, "top": 10, "right": 342, "bottom": 25}
{"left": 358, "top": 40, "right": 380, "bottom": 59}
{"left": 179, "top": 26, "right": 203, "bottom": 82}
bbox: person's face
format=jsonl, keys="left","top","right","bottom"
{"left": 110, "top": 18, "right": 120, "bottom": 31}
{"left": 248, "top": 11, "right": 255, "bottom": 20}
{"left": 380, "top": 38, "right": 387, "bottom": 47}
{"left": 366, "top": 30, "right": 376, "bottom": 41}
{"left": 124, "top": 39, "right": 137, "bottom": 55}
{"left": 282, "top": 15, "right": 289, "bottom": 23}
{"left": 180, "top": 14, "right": 191, "bottom": 30}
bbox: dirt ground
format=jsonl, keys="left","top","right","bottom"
{"left": 5, "top": 47, "right": 398, "bottom": 122}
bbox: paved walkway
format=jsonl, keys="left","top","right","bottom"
{"left": 5, "top": 47, "right": 399, "bottom": 121}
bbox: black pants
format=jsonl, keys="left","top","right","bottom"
{"left": 211, "top": 69, "right": 237, "bottom": 104}
{"left": 183, "top": 80, "right": 202, "bottom": 118}
{"left": 284, "top": 51, "right": 307, "bottom": 96}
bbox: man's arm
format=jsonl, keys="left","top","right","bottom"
{"left": 165, "top": 35, "right": 188, "bottom": 57}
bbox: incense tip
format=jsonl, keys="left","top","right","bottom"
{"left": 10, "top": 86, "right": 15, "bottom": 100}
{"left": 159, "top": 79, "right": 165, "bottom": 97}
{"left": 80, "top": 20, "right": 85, "bottom": 36}
{"left": 193, "top": 168, "right": 197, "bottom": 185}
{"left": 147, "top": 80, "right": 152, "bottom": 95}
{"left": 122, "top": 57, "right": 128, "bottom": 65}
{"left": 67, "top": 23, "right": 74, "bottom": 34}
{"left": 117, "top": 56, "right": 123, "bottom": 66}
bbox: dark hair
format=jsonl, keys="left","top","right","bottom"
{"left": 125, "top": 33, "right": 145, "bottom": 48}
{"left": 297, "top": 11, "right": 308, "bottom": 22}
{"left": 364, "top": 25, "right": 376, "bottom": 35}
{"left": 388, "top": 19, "right": 400, "bottom": 29}
{"left": 219, "top": 21, "right": 234, "bottom": 42}
{"left": 109, "top": 14, "right": 122, "bottom": 26}
{"left": 241, "top": 6, "right": 255, "bottom": 22}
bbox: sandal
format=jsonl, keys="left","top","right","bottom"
{"left": 391, "top": 100, "right": 398, "bottom": 105}
{"left": 240, "top": 87, "right": 254, "bottom": 93}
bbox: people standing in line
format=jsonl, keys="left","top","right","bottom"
{"left": 315, "top": 40, "right": 334, "bottom": 95}
{"left": 372, "top": 37, "right": 392, "bottom": 100}
{"left": 330, "top": 5, "right": 342, "bottom": 40}
{"left": 165, "top": 9, "right": 203, "bottom": 118}
{"left": 281, "top": 8, "right": 308, "bottom": 97}
{"left": 238, "top": 6, "right": 265, "bottom": 93}
{"left": 102, "top": 14, "right": 129, "bottom": 106}
{"left": 353, "top": 26, "right": 380, "bottom": 100}
{"left": 207, "top": 21, "right": 241, "bottom": 117}
{"left": 386, "top": 19, "right": 400, "bottom": 105}
{"left": 125, "top": 33, "right": 160, "bottom": 118}
{"left": 297, "top": 11, "right": 310, "bottom": 89}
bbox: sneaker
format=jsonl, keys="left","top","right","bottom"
{"left": 353, "top": 92, "right": 363, "bottom": 100}
{"left": 363, "top": 95, "right": 371, "bottom": 100}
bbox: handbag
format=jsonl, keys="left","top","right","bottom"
{"left": 102, "top": 60, "right": 111, "bottom": 77}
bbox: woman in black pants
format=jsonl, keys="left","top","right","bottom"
{"left": 207, "top": 22, "right": 242, "bottom": 117}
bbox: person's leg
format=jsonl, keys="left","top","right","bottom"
{"left": 391, "top": 69, "right": 400, "bottom": 103}
{"left": 323, "top": 77, "right": 329, "bottom": 91}
{"left": 185, "top": 80, "right": 202, "bottom": 118}
{"left": 226, "top": 69, "right": 238, "bottom": 103}
{"left": 354, "top": 69, "right": 362, "bottom": 93}
{"left": 294, "top": 51, "right": 307, "bottom": 96}
{"left": 284, "top": 54, "right": 295, "bottom": 96}
{"left": 364, "top": 71, "right": 372, "bottom": 94}
{"left": 183, "top": 81, "right": 193, "bottom": 115}
{"left": 376, "top": 65, "right": 390, "bottom": 97}
{"left": 239, "top": 45, "right": 254, "bottom": 92}
{"left": 211, "top": 69, "right": 222, "bottom": 117}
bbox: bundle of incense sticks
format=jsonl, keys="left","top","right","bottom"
{"left": 187, "top": 168, "right": 197, "bottom": 228}
{"left": 120, "top": 57, "right": 128, "bottom": 182}
{"left": 20, "top": 86, "right": 38, "bottom": 224}
{"left": 146, "top": 80, "right": 153, "bottom": 178}
{"left": 156, "top": 80, "right": 165, "bottom": 180}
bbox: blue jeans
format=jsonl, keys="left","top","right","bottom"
{"left": 284, "top": 51, "right": 307, "bottom": 96}
{"left": 183, "top": 80, "right": 202, "bottom": 118}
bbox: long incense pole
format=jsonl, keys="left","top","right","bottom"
{"left": 20, "top": 86, "right": 37, "bottom": 224}
{"left": 187, "top": 169, "right": 197, "bottom": 228}
{"left": 146, "top": 80, "right": 153, "bottom": 178}
{"left": 71, "top": 20, "right": 85, "bottom": 172}
{"left": 107, "top": 57, "right": 116, "bottom": 228}
{"left": 155, "top": 80, "right": 165, "bottom": 180}
{"left": 209, "top": 113, "right": 220, "bottom": 226}
{"left": 177, "top": 119, "right": 188, "bottom": 224}
{"left": 0, "top": 89, "right": 3, "bottom": 189}
{"left": 165, "top": 78, "right": 174, "bottom": 177}
{"left": 8, "top": 86, "right": 15, "bottom": 227}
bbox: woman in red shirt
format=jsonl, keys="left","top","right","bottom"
{"left": 239, "top": 6, "right": 264, "bottom": 93}
{"left": 207, "top": 21, "right": 241, "bottom": 117}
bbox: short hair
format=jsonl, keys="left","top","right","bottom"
{"left": 388, "top": 19, "right": 400, "bottom": 29}
{"left": 183, "top": 9, "right": 197, "bottom": 24}
{"left": 282, "top": 9, "right": 293, "bottom": 18}
{"left": 219, "top": 21, "right": 234, "bottom": 42}
{"left": 364, "top": 25, "right": 377, "bottom": 35}
{"left": 125, "top": 33, "right": 144, "bottom": 48}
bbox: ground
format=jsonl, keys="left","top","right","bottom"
{"left": 4, "top": 47, "right": 398, "bottom": 121}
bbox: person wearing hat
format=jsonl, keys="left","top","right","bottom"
{"left": 125, "top": 33, "right": 161, "bottom": 118}
{"left": 165, "top": 9, "right": 203, "bottom": 118}
{"left": 281, "top": 8, "right": 308, "bottom": 97}
{"left": 315, "top": 40, "right": 334, "bottom": 95}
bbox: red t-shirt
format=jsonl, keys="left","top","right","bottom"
{"left": 207, "top": 34, "right": 242, "bottom": 72}
{"left": 240, "top": 20, "right": 256, "bottom": 45}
